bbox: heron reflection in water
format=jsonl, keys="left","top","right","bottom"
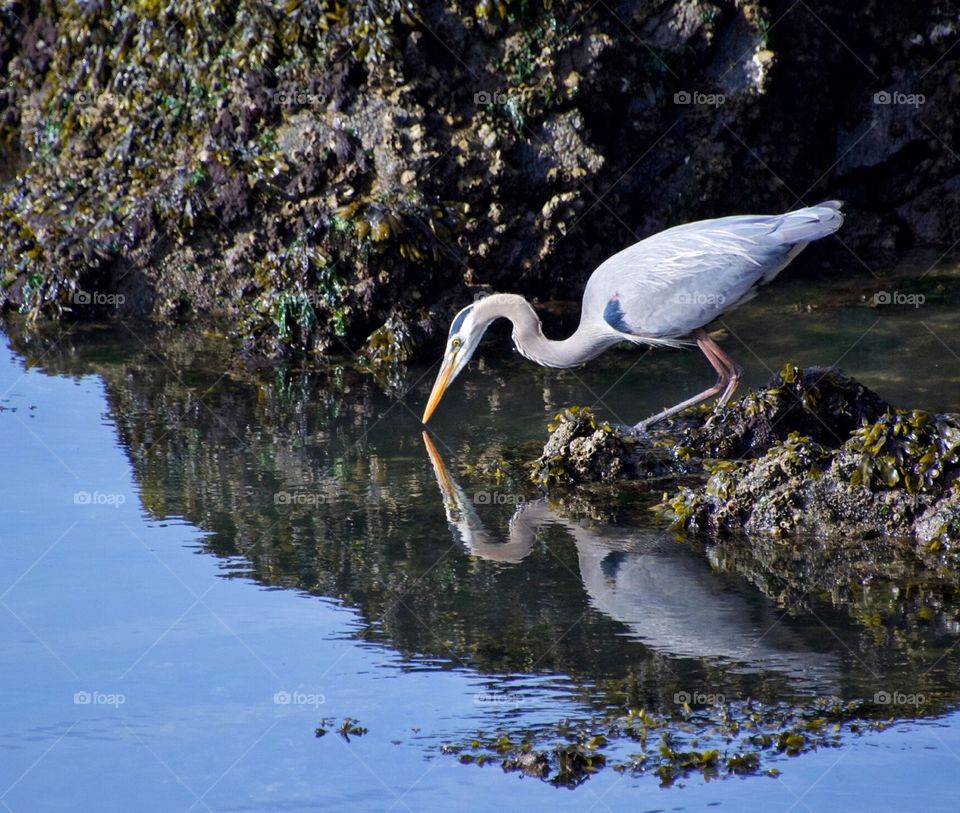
{"left": 422, "top": 433, "right": 837, "bottom": 686}
{"left": 423, "top": 202, "right": 843, "bottom": 429}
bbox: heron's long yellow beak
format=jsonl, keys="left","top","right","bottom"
{"left": 422, "top": 355, "right": 456, "bottom": 423}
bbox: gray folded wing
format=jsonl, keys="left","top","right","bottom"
{"left": 585, "top": 202, "right": 844, "bottom": 340}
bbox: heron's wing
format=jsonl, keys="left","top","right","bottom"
{"left": 586, "top": 202, "right": 843, "bottom": 339}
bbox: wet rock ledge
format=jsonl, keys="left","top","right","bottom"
{"left": 1, "top": 2, "right": 958, "bottom": 363}
{"left": 534, "top": 365, "right": 960, "bottom": 550}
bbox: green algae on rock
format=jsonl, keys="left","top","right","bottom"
{"left": 666, "top": 370, "right": 960, "bottom": 551}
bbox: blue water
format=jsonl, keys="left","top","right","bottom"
{"left": 3, "top": 251, "right": 960, "bottom": 811}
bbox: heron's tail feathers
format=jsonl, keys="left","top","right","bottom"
{"left": 775, "top": 200, "right": 844, "bottom": 244}
{"left": 617, "top": 332, "right": 692, "bottom": 350}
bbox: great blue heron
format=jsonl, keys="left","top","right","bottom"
{"left": 422, "top": 201, "right": 844, "bottom": 429}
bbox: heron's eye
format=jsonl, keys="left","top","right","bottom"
{"left": 451, "top": 338, "right": 462, "bottom": 349}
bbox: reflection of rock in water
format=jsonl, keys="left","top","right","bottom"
{"left": 424, "top": 432, "right": 837, "bottom": 690}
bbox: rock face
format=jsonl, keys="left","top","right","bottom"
{"left": 1, "top": 2, "right": 958, "bottom": 360}
{"left": 536, "top": 364, "right": 960, "bottom": 554}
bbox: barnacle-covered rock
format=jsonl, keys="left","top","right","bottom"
{"left": 2, "top": 1, "right": 958, "bottom": 362}
{"left": 535, "top": 407, "right": 630, "bottom": 485}
{"left": 665, "top": 373, "right": 960, "bottom": 552}
{"left": 677, "top": 363, "right": 890, "bottom": 459}
{"left": 533, "top": 406, "right": 686, "bottom": 486}
{"left": 536, "top": 365, "right": 960, "bottom": 554}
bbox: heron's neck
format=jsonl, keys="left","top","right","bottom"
{"left": 473, "top": 293, "right": 614, "bottom": 369}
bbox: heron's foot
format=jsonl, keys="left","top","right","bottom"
{"left": 703, "top": 396, "right": 739, "bottom": 429}
{"left": 634, "top": 404, "right": 714, "bottom": 434}
{"left": 608, "top": 420, "right": 644, "bottom": 437}
{"left": 631, "top": 413, "right": 676, "bottom": 435}
{"left": 631, "top": 418, "right": 657, "bottom": 434}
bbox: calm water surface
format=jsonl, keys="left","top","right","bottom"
{"left": 2, "top": 251, "right": 960, "bottom": 811}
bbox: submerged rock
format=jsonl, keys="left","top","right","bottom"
{"left": 535, "top": 364, "right": 960, "bottom": 552}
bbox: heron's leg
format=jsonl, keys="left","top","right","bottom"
{"left": 698, "top": 332, "right": 743, "bottom": 406}
{"left": 633, "top": 330, "right": 737, "bottom": 432}
{"left": 633, "top": 382, "right": 725, "bottom": 431}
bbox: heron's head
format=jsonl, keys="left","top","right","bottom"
{"left": 422, "top": 303, "right": 487, "bottom": 423}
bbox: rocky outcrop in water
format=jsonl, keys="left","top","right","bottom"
{"left": 536, "top": 364, "right": 960, "bottom": 555}
{"left": 1, "top": 1, "right": 958, "bottom": 360}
